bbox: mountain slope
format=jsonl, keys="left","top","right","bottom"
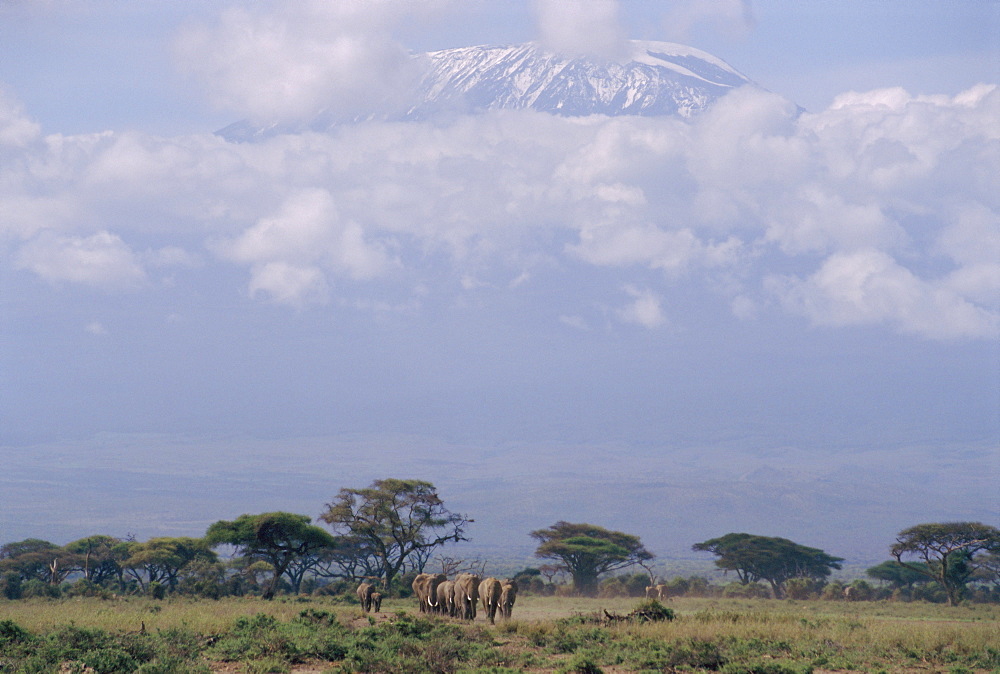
{"left": 219, "top": 40, "right": 754, "bottom": 140}
{"left": 408, "top": 40, "right": 751, "bottom": 119}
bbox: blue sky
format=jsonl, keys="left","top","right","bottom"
{"left": 1, "top": 1, "right": 997, "bottom": 562}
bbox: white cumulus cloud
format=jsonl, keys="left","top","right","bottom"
{"left": 15, "top": 230, "right": 145, "bottom": 290}
{"left": 0, "top": 89, "right": 41, "bottom": 147}
{"left": 1, "top": 62, "right": 996, "bottom": 340}
{"left": 618, "top": 285, "right": 667, "bottom": 329}
{"left": 174, "top": 0, "right": 424, "bottom": 124}
{"left": 768, "top": 249, "right": 999, "bottom": 339}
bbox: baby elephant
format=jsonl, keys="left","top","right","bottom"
{"left": 371, "top": 591, "right": 382, "bottom": 613}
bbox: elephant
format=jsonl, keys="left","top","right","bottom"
{"left": 499, "top": 579, "right": 518, "bottom": 620}
{"left": 356, "top": 582, "right": 375, "bottom": 612}
{"left": 436, "top": 579, "right": 457, "bottom": 617}
{"left": 412, "top": 573, "right": 448, "bottom": 613}
{"left": 453, "top": 573, "right": 481, "bottom": 620}
{"left": 478, "top": 577, "right": 502, "bottom": 624}
{"left": 371, "top": 592, "right": 382, "bottom": 613}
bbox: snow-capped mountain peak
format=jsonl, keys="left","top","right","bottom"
{"left": 219, "top": 40, "right": 754, "bottom": 141}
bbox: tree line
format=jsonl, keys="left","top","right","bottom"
{"left": 2, "top": 478, "right": 998, "bottom": 606}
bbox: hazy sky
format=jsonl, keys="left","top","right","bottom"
{"left": 1, "top": 1, "right": 997, "bottom": 560}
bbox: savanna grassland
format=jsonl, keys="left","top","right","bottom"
{"left": 2, "top": 595, "right": 999, "bottom": 673}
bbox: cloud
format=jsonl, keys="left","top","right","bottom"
{"left": 15, "top": 230, "right": 145, "bottom": 290}
{"left": 618, "top": 285, "right": 667, "bottom": 329}
{"left": 0, "top": 89, "right": 40, "bottom": 147}
{"left": 217, "top": 188, "right": 392, "bottom": 305}
{"left": 84, "top": 321, "right": 107, "bottom": 336}
{"left": 174, "top": 0, "right": 424, "bottom": 123}
{"left": 767, "top": 249, "right": 999, "bottom": 339}
{"left": 1, "top": 70, "right": 997, "bottom": 339}
{"left": 533, "top": 0, "right": 626, "bottom": 58}
{"left": 534, "top": 0, "right": 625, "bottom": 58}
{"left": 247, "top": 261, "right": 329, "bottom": 307}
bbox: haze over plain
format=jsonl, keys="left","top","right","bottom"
{"left": 1, "top": 0, "right": 997, "bottom": 564}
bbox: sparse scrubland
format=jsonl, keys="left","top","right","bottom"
{"left": 2, "top": 485, "right": 996, "bottom": 672}
{"left": 1, "top": 595, "right": 998, "bottom": 673}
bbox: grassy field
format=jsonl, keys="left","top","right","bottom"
{"left": 1, "top": 595, "right": 998, "bottom": 673}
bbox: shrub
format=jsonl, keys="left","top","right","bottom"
{"left": 0, "top": 619, "right": 34, "bottom": 653}
{"left": 1, "top": 572, "right": 23, "bottom": 599}
{"left": 21, "top": 578, "right": 61, "bottom": 599}
{"left": 630, "top": 599, "right": 676, "bottom": 622}
{"left": 820, "top": 581, "right": 845, "bottom": 600}
{"left": 149, "top": 581, "right": 167, "bottom": 600}
{"left": 80, "top": 647, "right": 140, "bottom": 674}
{"left": 558, "top": 653, "right": 604, "bottom": 674}
{"left": 657, "top": 638, "right": 728, "bottom": 670}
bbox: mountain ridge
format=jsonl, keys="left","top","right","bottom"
{"left": 219, "top": 40, "right": 756, "bottom": 141}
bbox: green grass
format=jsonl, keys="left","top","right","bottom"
{"left": 0, "top": 596, "right": 997, "bottom": 672}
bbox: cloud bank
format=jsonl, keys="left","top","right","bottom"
{"left": 1, "top": 67, "right": 998, "bottom": 339}
{"left": 174, "top": 0, "right": 428, "bottom": 123}
{"left": 533, "top": 0, "right": 626, "bottom": 59}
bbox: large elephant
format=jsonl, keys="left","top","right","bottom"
{"left": 478, "top": 577, "right": 502, "bottom": 624}
{"left": 371, "top": 592, "right": 382, "bottom": 613}
{"left": 454, "top": 573, "right": 481, "bottom": 620}
{"left": 412, "top": 573, "right": 447, "bottom": 613}
{"left": 499, "top": 579, "right": 518, "bottom": 620}
{"left": 436, "top": 579, "right": 457, "bottom": 617}
{"left": 356, "top": 582, "right": 375, "bottom": 612}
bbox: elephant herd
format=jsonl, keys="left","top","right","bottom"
{"left": 356, "top": 573, "right": 518, "bottom": 624}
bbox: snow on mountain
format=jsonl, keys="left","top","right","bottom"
{"left": 219, "top": 40, "right": 754, "bottom": 141}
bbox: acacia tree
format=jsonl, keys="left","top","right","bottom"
{"left": 693, "top": 533, "right": 843, "bottom": 599}
{"left": 865, "top": 560, "right": 930, "bottom": 591}
{"left": 319, "top": 478, "right": 471, "bottom": 593}
{"left": 64, "top": 535, "right": 131, "bottom": 586}
{"left": 890, "top": 521, "right": 1000, "bottom": 606}
{"left": 530, "top": 521, "right": 654, "bottom": 596}
{"left": 124, "top": 537, "right": 217, "bottom": 592}
{"left": 0, "top": 539, "right": 79, "bottom": 585}
{"left": 206, "top": 512, "right": 335, "bottom": 600}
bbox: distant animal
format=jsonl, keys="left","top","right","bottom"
{"left": 371, "top": 591, "right": 382, "bottom": 612}
{"left": 500, "top": 579, "right": 518, "bottom": 620}
{"left": 454, "top": 573, "right": 481, "bottom": 620}
{"left": 412, "top": 573, "right": 447, "bottom": 613}
{"left": 844, "top": 586, "right": 855, "bottom": 601}
{"left": 479, "top": 577, "right": 503, "bottom": 624}
{"left": 645, "top": 584, "right": 668, "bottom": 600}
{"left": 356, "top": 582, "right": 375, "bottom": 612}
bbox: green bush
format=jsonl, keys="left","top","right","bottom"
{"left": 1, "top": 572, "right": 23, "bottom": 599}
{"left": 558, "top": 653, "right": 604, "bottom": 674}
{"left": 0, "top": 619, "right": 34, "bottom": 648}
{"left": 80, "top": 647, "right": 140, "bottom": 674}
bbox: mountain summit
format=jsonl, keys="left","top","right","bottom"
{"left": 411, "top": 40, "right": 752, "bottom": 119}
{"left": 219, "top": 40, "right": 754, "bottom": 140}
